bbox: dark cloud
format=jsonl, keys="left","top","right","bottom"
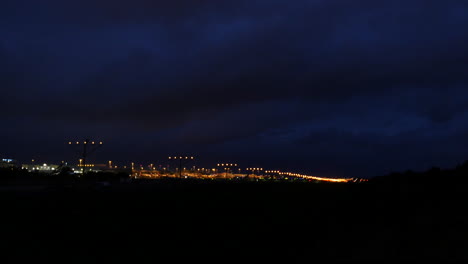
{"left": 2, "top": 0, "right": 468, "bottom": 177}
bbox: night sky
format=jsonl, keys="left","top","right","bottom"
{"left": 2, "top": 0, "right": 468, "bottom": 178}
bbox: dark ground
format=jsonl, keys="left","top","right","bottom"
{"left": 1, "top": 172, "right": 468, "bottom": 263}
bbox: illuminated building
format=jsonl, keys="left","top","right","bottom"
{"left": 22, "top": 163, "right": 59, "bottom": 172}
{"left": 0, "top": 158, "right": 17, "bottom": 168}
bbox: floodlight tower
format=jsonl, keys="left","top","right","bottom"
{"left": 246, "top": 168, "right": 263, "bottom": 178}
{"left": 168, "top": 156, "right": 195, "bottom": 178}
{"left": 217, "top": 163, "right": 238, "bottom": 178}
{"left": 265, "top": 170, "right": 280, "bottom": 180}
{"left": 68, "top": 139, "right": 103, "bottom": 173}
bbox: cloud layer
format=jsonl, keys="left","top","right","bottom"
{"left": 2, "top": 0, "right": 468, "bottom": 177}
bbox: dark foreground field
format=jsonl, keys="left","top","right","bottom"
{"left": 1, "top": 177, "right": 467, "bottom": 263}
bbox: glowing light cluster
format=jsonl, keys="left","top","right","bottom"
{"left": 276, "top": 171, "right": 353, "bottom": 183}
{"left": 96, "top": 160, "right": 367, "bottom": 183}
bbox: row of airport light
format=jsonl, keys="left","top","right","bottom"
{"left": 64, "top": 141, "right": 361, "bottom": 183}
{"left": 263, "top": 170, "right": 356, "bottom": 183}
{"left": 96, "top": 162, "right": 357, "bottom": 182}
{"left": 71, "top": 154, "right": 364, "bottom": 182}
{"left": 217, "top": 163, "right": 238, "bottom": 167}
{"left": 69, "top": 141, "right": 103, "bottom": 145}
{"left": 169, "top": 156, "right": 194, "bottom": 160}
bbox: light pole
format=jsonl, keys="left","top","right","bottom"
{"left": 217, "top": 163, "right": 238, "bottom": 179}
{"left": 168, "top": 156, "right": 194, "bottom": 178}
{"left": 246, "top": 168, "right": 263, "bottom": 179}
{"left": 265, "top": 170, "right": 280, "bottom": 180}
{"left": 68, "top": 139, "right": 103, "bottom": 174}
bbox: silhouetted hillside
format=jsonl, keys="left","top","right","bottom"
{"left": 370, "top": 160, "right": 468, "bottom": 193}
{"left": 1, "top": 163, "right": 468, "bottom": 262}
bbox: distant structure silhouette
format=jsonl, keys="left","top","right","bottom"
{"left": 68, "top": 139, "right": 103, "bottom": 173}
{"left": 168, "top": 156, "right": 194, "bottom": 178}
